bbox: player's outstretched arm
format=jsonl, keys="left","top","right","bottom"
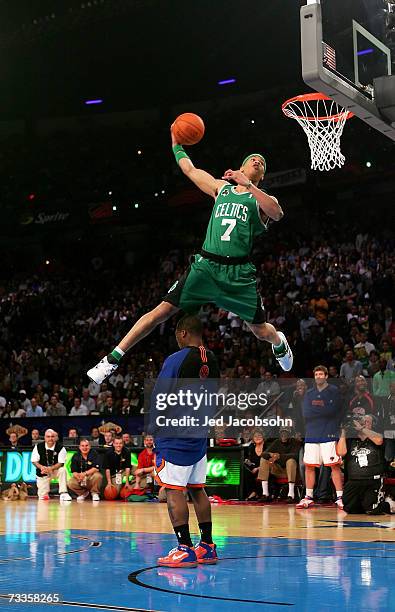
{"left": 171, "top": 128, "right": 225, "bottom": 198}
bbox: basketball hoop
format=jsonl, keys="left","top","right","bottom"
{"left": 282, "top": 93, "right": 353, "bottom": 171}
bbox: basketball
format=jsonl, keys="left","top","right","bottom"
{"left": 119, "top": 485, "right": 131, "bottom": 500}
{"left": 172, "top": 113, "right": 205, "bottom": 146}
{"left": 103, "top": 484, "right": 119, "bottom": 500}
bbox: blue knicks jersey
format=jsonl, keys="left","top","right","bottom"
{"left": 303, "top": 384, "right": 342, "bottom": 443}
{"left": 152, "top": 345, "right": 220, "bottom": 466}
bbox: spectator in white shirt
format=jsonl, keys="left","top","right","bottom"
{"left": 96, "top": 384, "right": 111, "bottom": 412}
{"left": 355, "top": 332, "right": 375, "bottom": 356}
{"left": 257, "top": 371, "right": 281, "bottom": 399}
{"left": 31, "top": 429, "right": 72, "bottom": 501}
{"left": 227, "top": 311, "right": 242, "bottom": 329}
{"left": 11, "top": 402, "right": 27, "bottom": 418}
{"left": 109, "top": 370, "right": 125, "bottom": 387}
{"left": 69, "top": 397, "right": 90, "bottom": 416}
{"left": 18, "top": 390, "right": 32, "bottom": 412}
{"left": 81, "top": 389, "right": 96, "bottom": 413}
{"left": 88, "top": 379, "right": 100, "bottom": 398}
{"left": 354, "top": 332, "right": 376, "bottom": 375}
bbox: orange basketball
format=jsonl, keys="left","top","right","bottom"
{"left": 172, "top": 113, "right": 205, "bottom": 146}
{"left": 119, "top": 485, "right": 131, "bottom": 500}
{"left": 104, "top": 484, "right": 118, "bottom": 500}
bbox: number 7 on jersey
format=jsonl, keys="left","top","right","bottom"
{"left": 220, "top": 218, "right": 236, "bottom": 241}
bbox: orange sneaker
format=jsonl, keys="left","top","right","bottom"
{"left": 194, "top": 541, "right": 218, "bottom": 564}
{"left": 157, "top": 545, "right": 198, "bottom": 568}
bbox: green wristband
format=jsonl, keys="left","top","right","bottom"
{"left": 172, "top": 144, "right": 190, "bottom": 165}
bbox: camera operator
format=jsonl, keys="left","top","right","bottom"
{"left": 337, "top": 415, "right": 395, "bottom": 514}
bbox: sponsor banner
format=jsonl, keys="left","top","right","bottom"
{"left": 0, "top": 448, "right": 240, "bottom": 487}
{"left": 20, "top": 211, "right": 71, "bottom": 226}
{"left": 264, "top": 168, "right": 306, "bottom": 190}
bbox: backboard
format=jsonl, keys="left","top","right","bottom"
{"left": 301, "top": 0, "right": 395, "bottom": 140}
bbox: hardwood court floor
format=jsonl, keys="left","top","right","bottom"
{"left": 0, "top": 500, "right": 394, "bottom": 612}
{"left": 1, "top": 499, "right": 394, "bottom": 542}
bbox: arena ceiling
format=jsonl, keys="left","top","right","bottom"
{"left": 0, "top": 0, "right": 304, "bottom": 118}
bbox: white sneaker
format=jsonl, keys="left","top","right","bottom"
{"left": 335, "top": 496, "right": 344, "bottom": 510}
{"left": 87, "top": 356, "right": 118, "bottom": 385}
{"left": 77, "top": 491, "right": 90, "bottom": 502}
{"left": 59, "top": 493, "right": 72, "bottom": 502}
{"left": 296, "top": 496, "right": 314, "bottom": 509}
{"left": 272, "top": 332, "right": 293, "bottom": 372}
{"left": 91, "top": 493, "right": 100, "bottom": 502}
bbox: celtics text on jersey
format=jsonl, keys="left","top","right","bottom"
{"left": 202, "top": 183, "right": 268, "bottom": 258}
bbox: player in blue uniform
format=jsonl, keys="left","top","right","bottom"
{"left": 152, "top": 314, "right": 220, "bottom": 568}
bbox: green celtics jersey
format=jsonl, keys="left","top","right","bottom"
{"left": 202, "top": 183, "right": 268, "bottom": 258}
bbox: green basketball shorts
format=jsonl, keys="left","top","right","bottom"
{"left": 163, "top": 254, "right": 265, "bottom": 324}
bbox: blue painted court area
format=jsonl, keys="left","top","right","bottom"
{"left": 0, "top": 530, "right": 394, "bottom": 612}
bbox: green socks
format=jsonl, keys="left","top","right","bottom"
{"left": 273, "top": 341, "right": 286, "bottom": 356}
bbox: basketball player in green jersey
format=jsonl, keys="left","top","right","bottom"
{"left": 87, "top": 128, "right": 293, "bottom": 384}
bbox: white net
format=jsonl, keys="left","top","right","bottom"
{"left": 282, "top": 95, "right": 352, "bottom": 172}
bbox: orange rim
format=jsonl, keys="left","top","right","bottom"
{"left": 282, "top": 92, "right": 354, "bottom": 122}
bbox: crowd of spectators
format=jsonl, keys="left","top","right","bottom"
{"left": 1, "top": 220, "right": 394, "bottom": 418}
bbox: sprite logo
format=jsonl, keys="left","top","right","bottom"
{"left": 205, "top": 457, "right": 240, "bottom": 486}
{"left": 207, "top": 458, "right": 227, "bottom": 478}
